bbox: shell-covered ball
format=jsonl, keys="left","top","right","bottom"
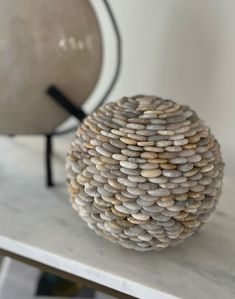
{"left": 66, "top": 96, "right": 224, "bottom": 251}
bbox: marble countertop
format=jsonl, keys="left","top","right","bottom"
{"left": 0, "top": 136, "right": 234, "bottom": 299}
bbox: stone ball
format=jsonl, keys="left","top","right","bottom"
{"left": 66, "top": 96, "right": 224, "bottom": 251}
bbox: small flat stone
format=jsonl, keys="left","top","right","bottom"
{"left": 166, "top": 146, "right": 182, "bottom": 152}
{"left": 162, "top": 169, "right": 182, "bottom": 178}
{"left": 160, "top": 163, "right": 176, "bottom": 170}
{"left": 127, "top": 145, "right": 143, "bottom": 151}
{"left": 110, "top": 139, "right": 126, "bottom": 149}
{"left": 141, "top": 169, "right": 162, "bottom": 178}
{"left": 149, "top": 135, "right": 168, "bottom": 141}
{"left": 115, "top": 204, "right": 130, "bottom": 214}
{"left": 178, "top": 163, "right": 194, "bottom": 172}
{"left": 158, "top": 152, "right": 178, "bottom": 159}
{"left": 120, "top": 161, "right": 138, "bottom": 169}
{"left": 112, "top": 154, "right": 127, "bottom": 161}
{"left": 95, "top": 146, "right": 112, "bottom": 157}
{"left": 127, "top": 187, "right": 146, "bottom": 196}
{"left": 120, "top": 167, "right": 139, "bottom": 175}
{"left": 126, "top": 123, "right": 145, "bottom": 130}
{"left": 173, "top": 139, "right": 188, "bottom": 146}
{"left": 148, "top": 188, "right": 170, "bottom": 196}
{"left": 131, "top": 213, "right": 150, "bottom": 221}
{"left": 187, "top": 154, "right": 202, "bottom": 163}
{"left": 119, "top": 127, "right": 135, "bottom": 134}
{"left": 136, "top": 130, "right": 157, "bottom": 136}
{"left": 201, "top": 164, "right": 214, "bottom": 172}
{"left": 120, "top": 137, "right": 137, "bottom": 145}
{"left": 137, "top": 141, "right": 155, "bottom": 146}
{"left": 121, "top": 149, "right": 140, "bottom": 157}
{"left": 157, "top": 130, "right": 175, "bottom": 136}
{"left": 170, "top": 157, "right": 187, "bottom": 164}
{"left": 139, "top": 163, "right": 159, "bottom": 170}
{"left": 148, "top": 176, "right": 168, "bottom": 183}
{"left": 101, "top": 130, "right": 118, "bottom": 139}
{"left": 103, "top": 142, "right": 120, "bottom": 153}
{"left": 167, "top": 114, "right": 186, "bottom": 124}
{"left": 190, "top": 185, "right": 205, "bottom": 192}
{"left": 169, "top": 134, "right": 185, "bottom": 141}
{"left": 171, "top": 187, "right": 189, "bottom": 194}
{"left": 108, "top": 179, "right": 126, "bottom": 191}
{"left": 117, "top": 177, "right": 137, "bottom": 187}
{"left": 128, "top": 175, "right": 147, "bottom": 183}
{"left": 179, "top": 149, "right": 196, "bottom": 157}
{"left": 156, "top": 140, "right": 172, "bottom": 147}
{"left": 149, "top": 118, "right": 167, "bottom": 124}
{"left": 123, "top": 202, "right": 141, "bottom": 211}
{"left": 127, "top": 133, "right": 146, "bottom": 141}
{"left": 146, "top": 124, "right": 166, "bottom": 130}
{"left": 128, "top": 157, "right": 146, "bottom": 163}
{"left": 140, "top": 152, "right": 157, "bottom": 159}
{"left": 143, "top": 146, "right": 164, "bottom": 152}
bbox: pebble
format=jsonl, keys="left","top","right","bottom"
{"left": 95, "top": 146, "right": 112, "bottom": 157}
{"left": 136, "top": 130, "right": 157, "bottom": 136}
{"left": 117, "top": 177, "right": 137, "bottom": 187}
{"left": 121, "top": 149, "right": 140, "bottom": 157}
{"left": 156, "top": 140, "right": 172, "bottom": 147}
{"left": 128, "top": 175, "right": 147, "bottom": 183}
{"left": 170, "top": 157, "right": 187, "bottom": 164}
{"left": 187, "top": 154, "right": 202, "bottom": 163}
{"left": 141, "top": 152, "right": 157, "bottom": 159}
{"left": 108, "top": 179, "right": 126, "bottom": 191}
{"left": 169, "top": 134, "right": 185, "bottom": 141}
{"left": 110, "top": 138, "right": 126, "bottom": 149}
{"left": 120, "top": 137, "right": 137, "bottom": 145}
{"left": 173, "top": 139, "right": 188, "bottom": 146}
{"left": 171, "top": 187, "right": 189, "bottom": 195}
{"left": 112, "top": 154, "right": 127, "bottom": 161}
{"left": 148, "top": 188, "right": 171, "bottom": 196}
{"left": 126, "top": 123, "right": 145, "bottom": 130}
{"left": 146, "top": 124, "right": 166, "bottom": 130}
{"left": 141, "top": 169, "right": 162, "bottom": 178}
{"left": 160, "top": 163, "right": 176, "bottom": 170}
{"left": 127, "top": 134, "right": 146, "bottom": 141}
{"left": 132, "top": 213, "right": 150, "bottom": 221}
{"left": 157, "top": 130, "right": 175, "bottom": 136}
{"left": 179, "top": 149, "right": 196, "bottom": 157}
{"left": 137, "top": 141, "right": 155, "bottom": 146}
{"left": 120, "top": 167, "right": 139, "bottom": 176}
{"left": 127, "top": 187, "right": 146, "bottom": 196}
{"left": 115, "top": 204, "right": 130, "bottom": 214}
{"left": 120, "top": 161, "right": 138, "bottom": 169}
{"left": 148, "top": 176, "right": 168, "bottom": 183}
{"left": 149, "top": 118, "right": 167, "bottom": 124}
{"left": 178, "top": 163, "right": 194, "bottom": 172}
{"left": 162, "top": 169, "right": 182, "bottom": 178}
{"left": 127, "top": 145, "right": 143, "bottom": 151}
{"left": 166, "top": 146, "right": 182, "bottom": 152}
{"left": 103, "top": 142, "right": 120, "bottom": 153}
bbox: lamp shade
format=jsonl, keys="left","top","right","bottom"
{"left": 0, "top": 0, "right": 102, "bottom": 134}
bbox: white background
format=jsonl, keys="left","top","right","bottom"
{"left": 88, "top": 0, "right": 235, "bottom": 175}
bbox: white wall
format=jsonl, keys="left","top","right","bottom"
{"left": 88, "top": 0, "right": 235, "bottom": 175}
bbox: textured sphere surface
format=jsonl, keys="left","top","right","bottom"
{"left": 66, "top": 96, "right": 224, "bottom": 251}
{"left": 0, "top": 0, "right": 102, "bottom": 134}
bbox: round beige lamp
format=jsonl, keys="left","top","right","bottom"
{"left": 0, "top": 0, "right": 102, "bottom": 135}
{"left": 0, "top": 0, "right": 109, "bottom": 186}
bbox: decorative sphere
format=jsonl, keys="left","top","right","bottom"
{"left": 66, "top": 96, "right": 224, "bottom": 251}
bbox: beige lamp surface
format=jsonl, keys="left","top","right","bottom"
{"left": 0, "top": 0, "right": 102, "bottom": 134}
